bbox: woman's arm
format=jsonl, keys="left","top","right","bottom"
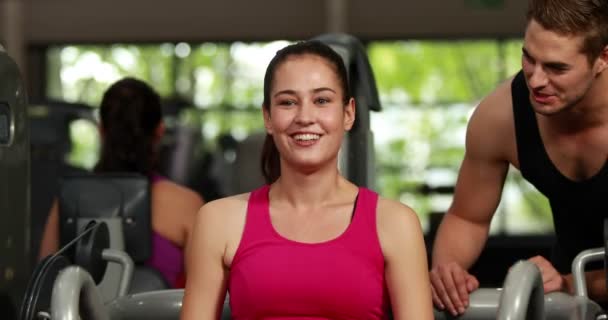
{"left": 38, "top": 199, "right": 60, "bottom": 260}
{"left": 181, "top": 201, "right": 229, "bottom": 320}
{"left": 178, "top": 191, "right": 205, "bottom": 275}
{"left": 151, "top": 180, "right": 205, "bottom": 276}
{"left": 378, "top": 198, "right": 433, "bottom": 320}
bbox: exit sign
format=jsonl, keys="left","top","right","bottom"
{"left": 465, "top": 0, "right": 504, "bottom": 9}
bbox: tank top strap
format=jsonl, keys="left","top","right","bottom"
{"left": 511, "top": 70, "right": 571, "bottom": 196}
{"left": 231, "top": 185, "right": 273, "bottom": 265}
{"left": 149, "top": 173, "right": 165, "bottom": 184}
{"left": 246, "top": 184, "right": 274, "bottom": 235}
{"left": 342, "top": 187, "right": 382, "bottom": 252}
{"left": 353, "top": 187, "right": 379, "bottom": 225}
{"left": 511, "top": 70, "right": 544, "bottom": 177}
{"left": 248, "top": 184, "right": 270, "bottom": 213}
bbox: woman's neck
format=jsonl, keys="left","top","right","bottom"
{"left": 271, "top": 164, "right": 348, "bottom": 210}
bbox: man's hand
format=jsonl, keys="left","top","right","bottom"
{"left": 527, "top": 256, "right": 567, "bottom": 293}
{"left": 430, "top": 262, "right": 480, "bottom": 316}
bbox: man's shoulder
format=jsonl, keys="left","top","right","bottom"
{"left": 481, "top": 76, "right": 516, "bottom": 110}
{"left": 465, "top": 75, "right": 519, "bottom": 163}
{"left": 470, "top": 77, "right": 515, "bottom": 130}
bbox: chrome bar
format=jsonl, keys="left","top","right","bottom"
{"left": 496, "top": 260, "right": 544, "bottom": 320}
{"left": 50, "top": 266, "right": 109, "bottom": 320}
{"left": 572, "top": 248, "right": 604, "bottom": 297}
{"left": 101, "top": 248, "right": 134, "bottom": 298}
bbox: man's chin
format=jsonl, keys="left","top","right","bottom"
{"left": 530, "top": 101, "right": 564, "bottom": 116}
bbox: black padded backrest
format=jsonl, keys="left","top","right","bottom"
{"left": 311, "top": 33, "right": 380, "bottom": 188}
{"left": 58, "top": 173, "right": 151, "bottom": 263}
{"left": 311, "top": 33, "right": 381, "bottom": 112}
{"left": 232, "top": 131, "right": 266, "bottom": 194}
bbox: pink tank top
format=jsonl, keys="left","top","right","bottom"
{"left": 144, "top": 174, "right": 185, "bottom": 288}
{"left": 228, "top": 185, "right": 389, "bottom": 320}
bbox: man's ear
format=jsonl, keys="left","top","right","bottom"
{"left": 343, "top": 98, "right": 356, "bottom": 131}
{"left": 596, "top": 44, "right": 608, "bottom": 74}
{"left": 263, "top": 106, "right": 273, "bottom": 135}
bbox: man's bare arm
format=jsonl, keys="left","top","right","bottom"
{"left": 432, "top": 83, "right": 513, "bottom": 269}
{"left": 564, "top": 270, "right": 607, "bottom": 303}
{"left": 430, "top": 82, "right": 514, "bottom": 315}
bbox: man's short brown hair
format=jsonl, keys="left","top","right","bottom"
{"left": 527, "top": 0, "right": 608, "bottom": 63}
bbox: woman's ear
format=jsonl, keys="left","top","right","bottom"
{"left": 343, "top": 98, "right": 356, "bottom": 131}
{"left": 154, "top": 122, "right": 165, "bottom": 143}
{"left": 156, "top": 122, "right": 165, "bottom": 137}
{"left": 98, "top": 122, "right": 105, "bottom": 141}
{"left": 263, "top": 106, "right": 273, "bottom": 135}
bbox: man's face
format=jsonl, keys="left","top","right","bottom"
{"left": 522, "top": 19, "right": 600, "bottom": 116}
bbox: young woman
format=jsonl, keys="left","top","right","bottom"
{"left": 181, "top": 41, "right": 432, "bottom": 319}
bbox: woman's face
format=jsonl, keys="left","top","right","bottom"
{"left": 263, "top": 54, "right": 355, "bottom": 174}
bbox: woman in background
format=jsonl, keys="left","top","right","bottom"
{"left": 39, "top": 77, "right": 205, "bottom": 288}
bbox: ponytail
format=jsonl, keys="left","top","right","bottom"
{"left": 95, "top": 77, "right": 162, "bottom": 176}
{"left": 260, "top": 134, "right": 280, "bottom": 184}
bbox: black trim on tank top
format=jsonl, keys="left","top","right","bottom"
{"left": 350, "top": 194, "right": 359, "bottom": 222}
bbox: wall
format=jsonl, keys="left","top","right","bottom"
{"left": 0, "top": 0, "right": 530, "bottom": 97}
{"left": 16, "top": 0, "right": 527, "bottom": 44}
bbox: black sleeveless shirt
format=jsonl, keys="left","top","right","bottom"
{"left": 512, "top": 70, "right": 608, "bottom": 273}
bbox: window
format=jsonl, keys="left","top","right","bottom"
{"left": 46, "top": 39, "right": 553, "bottom": 234}
{"left": 368, "top": 39, "right": 552, "bottom": 234}
{"left": 46, "top": 41, "right": 289, "bottom": 165}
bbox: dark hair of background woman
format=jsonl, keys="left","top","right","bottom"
{"left": 95, "top": 77, "right": 163, "bottom": 177}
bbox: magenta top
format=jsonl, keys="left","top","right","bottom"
{"left": 144, "top": 174, "right": 185, "bottom": 288}
{"left": 228, "top": 185, "right": 389, "bottom": 319}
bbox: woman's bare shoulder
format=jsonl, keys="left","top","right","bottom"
{"left": 376, "top": 196, "right": 419, "bottom": 224}
{"left": 375, "top": 196, "right": 426, "bottom": 259}
{"left": 193, "top": 192, "right": 251, "bottom": 246}
{"left": 200, "top": 192, "right": 250, "bottom": 217}
{"left": 153, "top": 179, "right": 204, "bottom": 206}
{"left": 376, "top": 197, "right": 424, "bottom": 240}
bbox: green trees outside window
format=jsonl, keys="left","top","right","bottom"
{"left": 45, "top": 39, "right": 552, "bottom": 235}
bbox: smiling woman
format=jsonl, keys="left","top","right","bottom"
{"left": 260, "top": 42, "right": 354, "bottom": 184}
{"left": 180, "top": 40, "right": 433, "bottom": 320}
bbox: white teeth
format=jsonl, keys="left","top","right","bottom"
{"left": 293, "top": 133, "right": 320, "bottom": 141}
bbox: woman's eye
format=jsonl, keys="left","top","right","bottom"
{"left": 316, "top": 97, "right": 330, "bottom": 104}
{"left": 279, "top": 100, "right": 296, "bottom": 106}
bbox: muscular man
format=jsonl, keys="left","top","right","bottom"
{"left": 430, "top": 0, "right": 608, "bottom": 316}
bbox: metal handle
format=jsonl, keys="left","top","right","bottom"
{"left": 571, "top": 247, "right": 605, "bottom": 297}
{"left": 496, "top": 260, "right": 545, "bottom": 320}
{"left": 50, "top": 248, "right": 133, "bottom": 320}
{"left": 102, "top": 248, "right": 134, "bottom": 297}
{"left": 50, "top": 266, "right": 109, "bottom": 320}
